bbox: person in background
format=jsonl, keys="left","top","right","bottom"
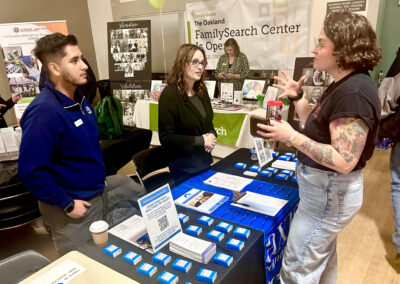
{"left": 257, "top": 11, "right": 381, "bottom": 283}
{"left": 379, "top": 47, "right": 400, "bottom": 263}
{"left": 215, "top": 38, "right": 249, "bottom": 93}
{"left": 18, "top": 33, "right": 145, "bottom": 256}
{"left": 159, "top": 44, "right": 216, "bottom": 185}
{"left": 0, "top": 93, "right": 21, "bottom": 128}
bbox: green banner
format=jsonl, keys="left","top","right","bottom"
{"left": 149, "top": 104, "right": 246, "bottom": 146}
{"left": 149, "top": 103, "right": 158, "bottom": 131}
{"left": 213, "top": 112, "right": 246, "bottom": 145}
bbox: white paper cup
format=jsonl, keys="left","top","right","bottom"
{"left": 89, "top": 220, "right": 109, "bottom": 247}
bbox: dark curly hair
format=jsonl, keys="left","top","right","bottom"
{"left": 323, "top": 10, "right": 381, "bottom": 70}
{"left": 167, "top": 44, "right": 207, "bottom": 97}
{"left": 32, "top": 33, "right": 78, "bottom": 75}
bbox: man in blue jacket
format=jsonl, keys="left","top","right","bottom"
{"left": 18, "top": 33, "right": 145, "bottom": 256}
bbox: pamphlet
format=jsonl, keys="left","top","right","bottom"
{"left": 0, "top": 127, "right": 20, "bottom": 161}
{"left": 205, "top": 80, "right": 217, "bottom": 99}
{"left": 169, "top": 232, "right": 216, "bottom": 264}
{"left": 138, "top": 184, "right": 181, "bottom": 253}
{"left": 222, "top": 104, "right": 246, "bottom": 111}
{"left": 220, "top": 83, "right": 234, "bottom": 102}
{"left": 174, "top": 188, "right": 228, "bottom": 214}
{"left": 203, "top": 172, "right": 253, "bottom": 192}
{"left": 252, "top": 136, "right": 272, "bottom": 167}
{"left": 26, "top": 259, "right": 86, "bottom": 284}
{"left": 263, "top": 86, "right": 279, "bottom": 108}
{"left": 231, "top": 191, "right": 288, "bottom": 217}
{"left": 108, "top": 215, "right": 150, "bottom": 251}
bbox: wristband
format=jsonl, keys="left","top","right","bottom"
{"left": 289, "top": 89, "right": 303, "bottom": 102}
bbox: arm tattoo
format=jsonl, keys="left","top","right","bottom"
{"left": 331, "top": 117, "right": 368, "bottom": 163}
{"left": 299, "top": 140, "right": 335, "bottom": 166}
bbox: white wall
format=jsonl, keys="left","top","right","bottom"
{"left": 87, "top": 0, "right": 382, "bottom": 79}
{"left": 87, "top": 0, "right": 113, "bottom": 80}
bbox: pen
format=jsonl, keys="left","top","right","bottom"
{"left": 230, "top": 201, "right": 250, "bottom": 207}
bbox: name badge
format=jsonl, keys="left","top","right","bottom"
{"left": 74, "top": 119, "right": 83, "bottom": 127}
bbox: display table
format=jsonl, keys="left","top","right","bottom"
{"left": 171, "top": 148, "right": 299, "bottom": 283}
{"left": 133, "top": 99, "right": 268, "bottom": 158}
{"left": 79, "top": 206, "right": 265, "bottom": 284}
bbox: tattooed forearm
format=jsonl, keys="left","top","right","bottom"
{"left": 300, "top": 139, "right": 335, "bottom": 166}
{"left": 331, "top": 117, "right": 368, "bottom": 163}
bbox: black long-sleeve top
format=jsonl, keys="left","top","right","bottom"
{"left": 158, "top": 83, "right": 216, "bottom": 174}
{"left": 0, "top": 96, "right": 15, "bottom": 128}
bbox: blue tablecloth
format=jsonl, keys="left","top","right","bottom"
{"left": 171, "top": 169, "right": 299, "bottom": 284}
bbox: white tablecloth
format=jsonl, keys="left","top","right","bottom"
{"left": 133, "top": 99, "right": 288, "bottom": 158}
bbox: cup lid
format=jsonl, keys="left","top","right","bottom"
{"left": 89, "top": 220, "right": 109, "bottom": 233}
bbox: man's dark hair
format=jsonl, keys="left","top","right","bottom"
{"left": 32, "top": 33, "right": 78, "bottom": 75}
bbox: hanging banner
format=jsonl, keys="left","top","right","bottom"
{"left": 0, "top": 21, "right": 68, "bottom": 123}
{"left": 107, "top": 20, "right": 152, "bottom": 82}
{"left": 186, "top": 0, "right": 311, "bottom": 70}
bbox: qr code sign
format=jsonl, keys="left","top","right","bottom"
{"left": 157, "top": 215, "right": 169, "bottom": 231}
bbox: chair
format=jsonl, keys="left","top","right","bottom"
{"left": 132, "top": 146, "right": 173, "bottom": 192}
{"left": 0, "top": 182, "right": 41, "bottom": 230}
{"left": 0, "top": 250, "right": 50, "bottom": 284}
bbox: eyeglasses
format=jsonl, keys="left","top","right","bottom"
{"left": 190, "top": 59, "right": 207, "bottom": 68}
{"left": 313, "top": 38, "right": 326, "bottom": 53}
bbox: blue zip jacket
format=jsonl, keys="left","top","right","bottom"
{"left": 18, "top": 80, "right": 106, "bottom": 210}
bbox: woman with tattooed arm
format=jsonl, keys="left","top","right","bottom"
{"left": 257, "top": 11, "right": 381, "bottom": 283}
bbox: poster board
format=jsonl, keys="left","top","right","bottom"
{"left": 108, "top": 20, "right": 151, "bottom": 82}
{"left": 0, "top": 21, "right": 68, "bottom": 124}
{"left": 288, "top": 57, "right": 334, "bottom": 130}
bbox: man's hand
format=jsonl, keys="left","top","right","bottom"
{"left": 66, "top": 200, "right": 91, "bottom": 218}
{"left": 0, "top": 104, "right": 6, "bottom": 109}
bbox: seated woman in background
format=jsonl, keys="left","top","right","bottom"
{"left": 159, "top": 44, "right": 217, "bottom": 185}
{"left": 215, "top": 38, "right": 249, "bottom": 92}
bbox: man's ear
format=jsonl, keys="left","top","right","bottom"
{"left": 48, "top": 62, "right": 61, "bottom": 77}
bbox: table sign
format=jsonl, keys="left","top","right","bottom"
{"left": 220, "top": 83, "right": 233, "bottom": 102}
{"left": 138, "top": 184, "right": 181, "bottom": 253}
{"left": 252, "top": 136, "right": 272, "bottom": 167}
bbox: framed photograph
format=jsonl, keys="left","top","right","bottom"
{"left": 287, "top": 57, "right": 333, "bottom": 131}
{"left": 241, "top": 79, "right": 266, "bottom": 100}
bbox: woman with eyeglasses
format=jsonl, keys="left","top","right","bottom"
{"left": 215, "top": 38, "right": 249, "bottom": 93}
{"left": 159, "top": 44, "right": 216, "bottom": 185}
{"left": 257, "top": 11, "right": 381, "bottom": 283}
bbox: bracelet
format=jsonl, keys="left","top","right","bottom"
{"left": 289, "top": 89, "right": 303, "bottom": 102}
{"left": 286, "top": 131, "right": 299, "bottom": 147}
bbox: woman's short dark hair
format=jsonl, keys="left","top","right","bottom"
{"left": 323, "top": 10, "right": 381, "bottom": 70}
{"left": 32, "top": 33, "right": 78, "bottom": 74}
{"left": 167, "top": 44, "right": 207, "bottom": 97}
{"left": 224, "top": 38, "right": 240, "bottom": 57}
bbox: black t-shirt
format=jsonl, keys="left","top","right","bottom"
{"left": 298, "top": 70, "right": 380, "bottom": 172}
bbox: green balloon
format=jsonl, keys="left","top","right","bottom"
{"left": 148, "top": 0, "right": 164, "bottom": 9}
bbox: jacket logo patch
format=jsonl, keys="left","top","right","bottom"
{"left": 85, "top": 106, "right": 92, "bottom": 115}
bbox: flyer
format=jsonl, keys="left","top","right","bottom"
{"left": 174, "top": 188, "right": 229, "bottom": 214}
{"left": 138, "top": 184, "right": 181, "bottom": 253}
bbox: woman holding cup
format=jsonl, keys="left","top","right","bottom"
{"left": 257, "top": 10, "right": 381, "bottom": 283}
